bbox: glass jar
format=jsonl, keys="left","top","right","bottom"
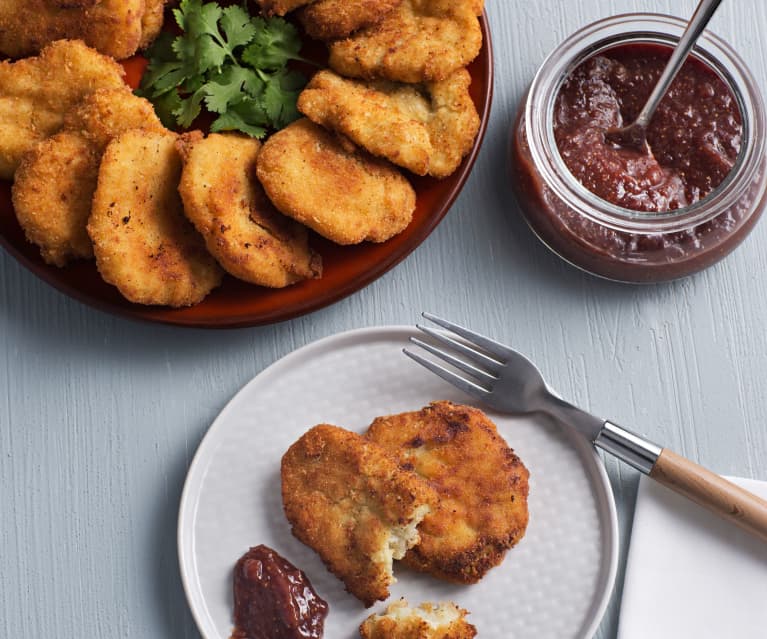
{"left": 509, "top": 14, "right": 767, "bottom": 283}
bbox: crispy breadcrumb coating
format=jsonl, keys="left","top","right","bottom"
{"left": 12, "top": 88, "right": 164, "bottom": 266}
{"left": 0, "top": 39, "right": 126, "bottom": 180}
{"left": 367, "top": 401, "right": 530, "bottom": 584}
{"left": 328, "top": 0, "right": 483, "bottom": 83}
{"left": 12, "top": 133, "right": 99, "bottom": 266}
{"left": 298, "top": 0, "right": 403, "bottom": 41}
{"left": 177, "top": 132, "right": 322, "bottom": 287}
{"left": 140, "top": 0, "right": 168, "bottom": 50}
{"left": 88, "top": 129, "right": 223, "bottom": 306}
{"left": 256, "top": 0, "right": 314, "bottom": 16}
{"left": 298, "top": 68, "right": 479, "bottom": 178}
{"left": 256, "top": 119, "right": 415, "bottom": 245}
{"left": 360, "top": 599, "right": 477, "bottom": 639}
{"left": 281, "top": 425, "right": 436, "bottom": 607}
{"left": 0, "top": 0, "right": 146, "bottom": 60}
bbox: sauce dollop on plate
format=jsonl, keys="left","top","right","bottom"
{"left": 231, "top": 545, "right": 328, "bottom": 639}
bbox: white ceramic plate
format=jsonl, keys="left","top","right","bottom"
{"left": 178, "top": 326, "right": 618, "bottom": 639}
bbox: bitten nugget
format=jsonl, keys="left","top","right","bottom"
{"left": 0, "top": 39, "right": 126, "bottom": 180}
{"left": 298, "top": 69, "right": 479, "bottom": 178}
{"left": 360, "top": 599, "right": 477, "bottom": 639}
{"left": 88, "top": 129, "right": 223, "bottom": 307}
{"left": 367, "top": 401, "right": 530, "bottom": 584}
{"left": 257, "top": 119, "right": 415, "bottom": 245}
{"left": 329, "top": 0, "right": 483, "bottom": 83}
{"left": 12, "top": 89, "right": 164, "bottom": 267}
{"left": 0, "top": 0, "right": 146, "bottom": 60}
{"left": 281, "top": 425, "right": 436, "bottom": 607}
{"left": 298, "top": 0, "right": 403, "bottom": 41}
{"left": 177, "top": 132, "right": 322, "bottom": 288}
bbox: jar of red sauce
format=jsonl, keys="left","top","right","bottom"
{"left": 510, "top": 14, "right": 767, "bottom": 283}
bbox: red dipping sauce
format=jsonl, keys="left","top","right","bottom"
{"left": 231, "top": 545, "right": 328, "bottom": 639}
{"left": 554, "top": 43, "right": 742, "bottom": 212}
{"left": 509, "top": 15, "right": 767, "bottom": 283}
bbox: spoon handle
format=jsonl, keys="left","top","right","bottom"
{"left": 633, "top": 0, "right": 725, "bottom": 130}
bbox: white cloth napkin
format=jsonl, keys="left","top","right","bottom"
{"left": 618, "top": 475, "right": 767, "bottom": 639}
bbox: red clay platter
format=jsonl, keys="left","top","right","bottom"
{"left": 0, "top": 15, "right": 493, "bottom": 328}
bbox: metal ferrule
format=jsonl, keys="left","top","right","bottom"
{"left": 594, "top": 421, "right": 662, "bottom": 475}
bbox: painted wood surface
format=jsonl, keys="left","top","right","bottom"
{"left": 2, "top": 1, "right": 767, "bottom": 637}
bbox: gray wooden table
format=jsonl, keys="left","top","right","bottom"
{"left": 2, "top": 1, "right": 767, "bottom": 637}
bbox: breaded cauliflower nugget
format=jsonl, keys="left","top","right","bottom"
{"left": 367, "top": 401, "right": 530, "bottom": 584}
{"left": 256, "top": 0, "right": 314, "bottom": 16}
{"left": 256, "top": 119, "right": 415, "bottom": 245}
{"left": 63, "top": 88, "right": 164, "bottom": 150}
{"left": 0, "top": 39, "right": 126, "bottom": 180}
{"left": 281, "top": 425, "right": 436, "bottom": 607}
{"left": 12, "top": 88, "right": 164, "bottom": 267}
{"left": 329, "top": 0, "right": 483, "bottom": 83}
{"left": 298, "top": 69, "right": 479, "bottom": 178}
{"left": 177, "top": 132, "right": 322, "bottom": 288}
{"left": 88, "top": 129, "right": 223, "bottom": 307}
{"left": 12, "top": 133, "right": 99, "bottom": 267}
{"left": 140, "top": 0, "right": 168, "bottom": 50}
{"left": 360, "top": 599, "right": 477, "bottom": 639}
{"left": 298, "top": 0, "right": 403, "bottom": 41}
{"left": 0, "top": 0, "right": 146, "bottom": 60}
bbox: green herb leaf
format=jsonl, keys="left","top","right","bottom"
{"left": 173, "top": 88, "right": 206, "bottom": 128}
{"left": 139, "top": 0, "right": 306, "bottom": 138}
{"left": 220, "top": 6, "right": 258, "bottom": 51}
{"left": 186, "top": 1, "right": 222, "bottom": 40}
{"left": 210, "top": 100, "right": 269, "bottom": 138}
{"left": 241, "top": 17, "right": 303, "bottom": 70}
{"left": 149, "top": 90, "right": 184, "bottom": 129}
{"left": 203, "top": 66, "right": 262, "bottom": 113}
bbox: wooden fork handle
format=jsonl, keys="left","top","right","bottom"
{"left": 650, "top": 448, "right": 767, "bottom": 542}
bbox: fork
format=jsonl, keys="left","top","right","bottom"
{"left": 404, "top": 313, "right": 767, "bottom": 543}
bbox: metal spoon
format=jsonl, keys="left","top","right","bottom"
{"left": 605, "top": 0, "right": 725, "bottom": 152}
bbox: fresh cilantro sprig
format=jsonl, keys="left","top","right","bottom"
{"left": 136, "top": 0, "right": 309, "bottom": 138}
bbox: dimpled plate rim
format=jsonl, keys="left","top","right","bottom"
{"left": 177, "top": 326, "right": 619, "bottom": 639}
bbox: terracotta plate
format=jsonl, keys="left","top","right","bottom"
{"left": 0, "top": 17, "right": 493, "bottom": 328}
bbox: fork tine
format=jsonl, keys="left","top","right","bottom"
{"left": 409, "top": 337, "right": 497, "bottom": 384}
{"left": 422, "top": 312, "right": 512, "bottom": 360}
{"left": 416, "top": 324, "right": 503, "bottom": 375}
{"left": 403, "top": 348, "right": 490, "bottom": 399}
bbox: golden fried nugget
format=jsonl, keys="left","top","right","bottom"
{"left": 256, "top": 0, "right": 313, "bottom": 16}
{"left": 328, "top": 0, "right": 482, "bottom": 83}
{"left": 63, "top": 87, "right": 164, "bottom": 150}
{"left": 88, "top": 129, "right": 223, "bottom": 307}
{"left": 367, "top": 401, "right": 530, "bottom": 584}
{"left": 256, "top": 119, "right": 415, "bottom": 245}
{"left": 0, "top": 0, "right": 145, "bottom": 60}
{"left": 0, "top": 39, "right": 126, "bottom": 180}
{"left": 360, "top": 599, "right": 477, "bottom": 639}
{"left": 467, "top": 0, "right": 484, "bottom": 14}
{"left": 281, "top": 425, "right": 436, "bottom": 607}
{"left": 140, "top": 0, "right": 168, "bottom": 50}
{"left": 177, "top": 132, "right": 322, "bottom": 288}
{"left": 298, "top": 69, "right": 479, "bottom": 178}
{"left": 298, "top": 0, "right": 402, "bottom": 41}
{"left": 12, "top": 88, "right": 164, "bottom": 267}
{"left": 12, "top": 133, "right": 99, "bottom": 266}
